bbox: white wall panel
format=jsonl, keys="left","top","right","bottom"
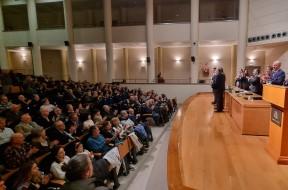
{"left": 120, "top": 84, "right": 211, "bottom": 104}
{"left": 199, "top": 21, "right": 239, "bottom": 42}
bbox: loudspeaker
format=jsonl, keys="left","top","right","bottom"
{"left": 277, "top": 33, "right": 281, "bottom": 38}
{"left": 64, "top": 41, "right": 70, "bottom": 46}
{"left": 28, "top": 42, "right": 33, "bottom": 47}
{"left": 146, "top": 57, "right": 151, "bottom": 63}
{"left": 191, "top": 56, "right": 195, "bottom": 63}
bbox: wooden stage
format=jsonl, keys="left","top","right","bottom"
{"left": 167, "top": 93, "right": 288, "bottom": 190}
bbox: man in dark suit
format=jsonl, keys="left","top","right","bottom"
{"left": 212, "top": 67, "right": 226, "bottom": 112}
{"left": 248, "top": 68, "right": 262, "bottom": 95}
{"left": 211, "top": 67, "right": 217, "bottom": 104}
{"left": 271, "top": 60, "right": 285, "bottom": 85}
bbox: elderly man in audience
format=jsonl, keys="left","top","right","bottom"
{"left": 66, "top": 112, "right": 83, "bottom": 135}
{"left": 4, "top": 104, "right": 21, "bottom": 130}
{"left": 15, "top": 113, "right": 40, "bottom": 137}
{"left": 87, "top": 126, "right": 113, "bottom": 154}
{"left": 46, "top": 120, "right": 74, "bottom": 145}
{"left": 63, "top": 154, "right": 109, "bottom": 190}
{"left": 16, "top": 94, "right": 31, "bottom": 113}
{"left": 0, "top": 95, "right": 12, "bottom": 114}
{"left": 119, "top": 110, "right": 147, "bottom": 150}
{"left": 35, "top": 107, "right": 54, "bottom": 129}
{"left": 4, "top": 133, "right": 39, "bottom": 169}
{"left": 0, "top": 117, "right": 14, "bottom": 145}
{"left": 102, "top": 105, "right": 116, "bottom": 121}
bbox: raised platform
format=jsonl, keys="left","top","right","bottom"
{"left": 167, "top": 93, "right": 288, "bottom": 190}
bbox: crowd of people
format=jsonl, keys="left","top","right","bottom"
{"left": 0, "top": 71, "right": 176, "bottom": 190}
{"left": 210, "top": 60, "right": 287, "bottom": 113}
{"left": 235, "top": 60, "right": 287, "bottom": 95}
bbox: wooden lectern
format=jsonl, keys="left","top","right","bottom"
{"left": 263, "top": 84, "right": 288, "bottom": 164}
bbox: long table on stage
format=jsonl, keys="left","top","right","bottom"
{"left": 225, "top": 89, "right": 271, "bottom": 135}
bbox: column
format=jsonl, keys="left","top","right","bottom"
{"left": 236, "top": 0, "right": 249, "bottom": 75}
{"left": 63, "top": 0, "right": 77, "bottom": 81}
{"left": 190, "top": 0, "right": 199, "bottom": 83}
{"left": 27, "top": 0, "right": 43, "bottom": 76}
{"left": 61, "top": 49, "right": 69, "bottom": 81}
{"left": 92, "top": 49, "right": 98, "bottom": 83}
{"left": 158, "top": 47, "right": 163, "bottom": 75}
{"left": 123, "top": 48, "right": 129, "bottom": 81}
{"left": 231, "top": 45, "right": 237, "bottom": 86}
{"left": 104, "top": 0, "right": 114, "bottom": 83}
{"left": 146, "top": 0, "right": 155, "bottom": 83}
{"left": 0, "top": 2, "right": 8, "bottom": 70}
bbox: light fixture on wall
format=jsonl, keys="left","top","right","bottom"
{"left": 248, "top": 56, "right": 256, "bottom": 65}
{"left": 77, "top": 59, "right": 84, "bottom": 69}
{"left": 140, "top": 57, "right": 146, "bottom": 68}
{"left": 175, "top": 57, "right": 182, "bottom": 65}
{"left": 21, "top": 52, "right": 27, "bottom": 63}
{"left": 211, "top": 55, "right": 220, "bottom": 65}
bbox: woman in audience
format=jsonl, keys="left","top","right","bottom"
{"left": 261, "top": 65, "right": 273, "bottom": 84}
{"left": 50, "top": 107, "right": 66, "bottom": 122}
{"left": 50, "top": 146, "right": 70, "bottom": 180}
{"left": 12, "top": 161, "right": 50, "bottom": 190}
{"left": 93, "top": 110, "right": 103, "bottom": 125}
{"left": 40, "top": 98, "right": 55, "bottom": 113}
{"left": 82, "top": 114, "right": 95, "bottom": 131}
{"left": 29, "top": 127, "right": 59, "bottom": 154}
{"left": 100, "top": 121, "right": 120, "bottom": 145}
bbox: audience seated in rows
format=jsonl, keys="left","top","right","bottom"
{"left": 0, "top": 72, "right": 176, "bottom": 190}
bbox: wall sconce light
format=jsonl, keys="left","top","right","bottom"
{"left": 21, "top": 52, "right": 27, "bottom": 62}
{"left": 211, "top": 55, "right": 220, "bottom": 65}
{"left": 175, "top": 57, "right": 182, "bottom": 65}
{"left": 140, "top": 57, "right": 146, "bottom": 68}
{"left": 248, "top": 56, "right": 256, "bottom": 65}
{"left": 77, "top": 59, "right": 84, "bottom": 68}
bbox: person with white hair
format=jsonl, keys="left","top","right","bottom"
{"left": 271, "top": 60, "right": 285, "bottom": 85}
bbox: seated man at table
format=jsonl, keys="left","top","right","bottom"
{"left": 271, "top": 60, "right": 285, "bottom": 85}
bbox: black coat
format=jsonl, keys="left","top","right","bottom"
{"left": 212, "top": 73, "right": 226, "bottom": 91}
{"left": 62, "top": 178, "right": 109, "bottom": 190}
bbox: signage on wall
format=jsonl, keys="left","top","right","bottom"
{"left": 271, "top": 107, "right": 282, "bottom": 127}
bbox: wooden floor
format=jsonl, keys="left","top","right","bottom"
{"left": 169, "top": 93, "right": 288, "bottom": 190}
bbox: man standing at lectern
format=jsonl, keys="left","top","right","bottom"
{"left": 271, "top": 60, "right": 285, "bottom": 85}
{"left": 212, "top": 67, "right": 226, "bottom": 112}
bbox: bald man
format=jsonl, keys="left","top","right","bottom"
{"left": 271, "top": 60, "right": 285, "bottom": 85}
{"left": 4, "top": 133, "right": 39, "bottom": 169}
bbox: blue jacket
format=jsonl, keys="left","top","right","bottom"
{"left": 86, "top": 135, "right": 111, "bottom": 153}
{"left": 271, "top": 69, "right": 285, "bottom": 85}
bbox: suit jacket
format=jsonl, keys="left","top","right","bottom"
{"left": 271, "top": 69, "right": 285, "bottom": 85}
{"left": 248, "top": 76, "right": 262, "bottom": 95}
{"left": 46, "top": 127, "right": 71, "bottom": 145}
{"left": 62, "top": 178, "right": 109, "bottom": 190}
{"left": 212, "top": 73, "right": 226, "bottom": 91}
